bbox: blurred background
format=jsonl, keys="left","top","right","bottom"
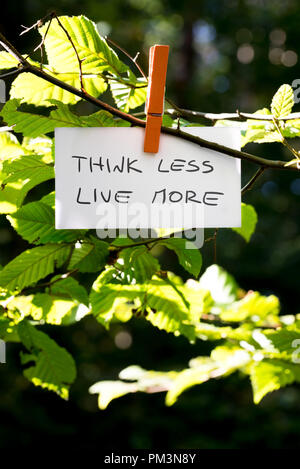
{"left": 1, "top": 0, "right": 300, "bottom": 450}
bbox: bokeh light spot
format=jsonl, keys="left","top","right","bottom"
{"left": 281, "top": 50, "right": 298, "bottom": 67}
{"left": 237, "top": 44, "right": 254, "bottom": 64}
{"left": 114, "top": 331, "right": 133, "bottom": 349}
{"left": 269, "top": 47, "right": 284, "bottom": 65}
{"left": 261, "top": 181, "right": 278, "bottom": 196}
{"left": 193, "top": 20, "right": 216, "bottom": 44}
{"left": 290, "top": 178, "right": 300, "bottom": 195}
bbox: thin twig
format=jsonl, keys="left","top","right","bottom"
{"left": 242, "top": 167, "right": 266, "bottom": 194}
{"left": 0, "top": 68, "right": 25, "bottom": 79}
{"left": 33, "top": 15, "right": 53, "bottom": 70}
{"left": 110, "top": 234, "right": 179, "bottom": 251}
{"left": 102, "top": 72, "right": 147, "bottom": 88}
{"left": 36, "top": 269, "right": 79, "bottom": 290}
{"left": 213, "top": 229, "right": 218, "bottom": 264}
{"left": 106, "top": 36, "right": 147, "bottom": 80}
{"left": 165, "top": 97, "right": 182, "bottom": 115}
{"left": 20, "top": 12, "right": 55, "bottom": 36}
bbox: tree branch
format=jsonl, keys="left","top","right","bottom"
{"left": 165, "top": 107, "right": 300, "bottom": 122}
{"left": 105, "top": 36, "right": 147, "bottom": 80}
{"left": 242, "top": 167, "right": 267, "bottom": 194}
{"left": 0, "top": 68, "right": 24, "bottom": 78}
{"left": 0, "top": 30, "right": 299, "bottom": 172}
{"left": 110, "top": 234, "right": 177, "bottom": 251}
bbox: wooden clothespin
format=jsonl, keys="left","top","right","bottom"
{"left": 144, "top": 44, "right": 169, "bottom": 153}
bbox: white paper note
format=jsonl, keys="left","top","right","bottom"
{"left": 55, "top": 126, "right": 241, "bottom": 229}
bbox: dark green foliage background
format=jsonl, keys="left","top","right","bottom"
{"left": 0, "top": 0, "right": 300, "bottom": 449}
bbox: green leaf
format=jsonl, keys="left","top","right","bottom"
{"left": 165, "top": 362, "right": 215, "bottom": 406}
{"left": 1, "top": 154, "right": 53, "bottom": 181}
{"left": 7, "top": 277, "right": 89, "bottom": 325}
{"left": 91, "top": 346, "right": 251, "bottom": 408}
{"left": 40, "top": 191, "right": 55, "bottom": 208}
{"left": 199, "top": 264, "right": 239, "bottom": 304}
{"left": 143, "top": 276, "right": 197, "bottom": 341}
{"left": 39, "top": 291, "right": 88, "bottom": 325}
{"left": 7, "top": 201, "right": 86, "bottom": 244}
{"left": 0, "top": 51, "right": 19, "bottom": 69}
{"left": 90, "top": 267, "right": 143, "bottom": 327}
{"left": 166, "top": 346, "right": 250, "bottom": 406}
{"left": 1, "top": 100, "right": 57, "bottom": 137}
{"left": 271, "top": 84, "right": 294, "bottom": 118}
{"left": 220, "top": 291, "right": 280, "bottom": 323}
{"left": 158, "top": 238, "right": 202, "bottom": 277}
{"left": 283, "top": 119, "right": 300, "bottom": 138}
{"left": 10, "top": 68, "right": 107, "bottom": 107}
{"left": 121, "top": 247, "right": 160, "bottom": 282}
{"left": 89, "top": 381, "right": 139, "bottom": 409}
{"left": 0, "top": 99, "right": 126, "bottom": 139}
{"left": 242, "top": 128, "right": 281, "bottom": 147}
{"left": 49, "top": 98, "right": 129, "bottom": 127}
{"left": 0, "top": 317, "right": 11, "bottom": 336}
{"left": 0, "top": 316, "right": 19, "bottom": 342}
{"left": 90, "top": 266, "right": 197, "bottom": 338}
{"left": 7, "top": 293, "right": 76, "bottom": 325}
{"left": 0, "top": 155, "right": 54, "bottom": 213}
{"left": 4, "top": 295, "right": 34, "bottom": 323}
{"left": 39, "top": 15, "right": 128, "bottom": 75}
{"left": 114, "top": 239, "right": 160, "bottom": 282}
{"left": 195, "top": 322, "right": 253, "bottom": 342}
{"left": 232, "top": 203, "right": 258, "bottom": 242}
{"left": 0, "top": 131, "right": 30, "bottom": 159}
{"left": 68, "top": 237, "right": 109, "bottom": 272}
{"left": 0, "top": 244, "right": 71, "bottom": 293}
{"left": 50, "top": 275, "right": 89, "bottom": 306}
{"left": 90, "top": 365, "right": 177, "bottom": 409}
{"left": 215, "top": 111, "right": 284, "bottom": 147}
{"left": 18, "top": 320, "right": 76, "bottom": 399}
{"left": 162, "top": 115, "right": 175, "bottom": 127}
{"left": 110, "top": 75, "right": 147, "bottom": 112}
{"left": 80, "top": 108, "right": 130, "bottom": 127}
{"left": 240, "top": 109, "right": 278, "bottom": 147}
{"left": 249, "top": 359, "right": 300, "bottom": 404}
{"left": 22, "top": 135, "right": 53, "bottom": 158}
{"left": 262, "top": 327, "right": 300, "bottom": 361}
{"left": 239, "top": 107, "right": 300, "bottom": 146}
